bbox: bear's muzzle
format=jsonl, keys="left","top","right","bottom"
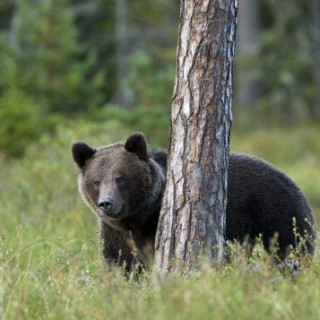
{"left": 98, "top": 198, "right": 114, "bottom": 213}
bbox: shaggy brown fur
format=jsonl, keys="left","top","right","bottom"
{"left": 72, "top": 133, "right": 316, "bottom": 270}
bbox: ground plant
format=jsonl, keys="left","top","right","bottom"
{"left": 0, "top": 119, "right": 319, "bottom": 320}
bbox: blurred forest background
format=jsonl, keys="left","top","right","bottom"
{"left": 0, "top": 0, "right": 319, "bottom": 157}
{"left": 1, "top": 2, "right": 320, "bottom": 318}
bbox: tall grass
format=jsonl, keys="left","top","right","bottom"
{"left": 0, "top": 119, "right": 319, "bottom": 319}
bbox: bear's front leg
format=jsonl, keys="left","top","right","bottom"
{"left": 99, "top": 221, "right": 139, "bottom": 272}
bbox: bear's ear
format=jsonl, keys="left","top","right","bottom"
{"left": 72, "top": 142, "right": 96, "bottom": 168}
{"left": 124, "top": 132, "right": 148, "bottom": 161}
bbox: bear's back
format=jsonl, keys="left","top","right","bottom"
{"left": 226, "top": 153, "right": 316, "bottom": 255}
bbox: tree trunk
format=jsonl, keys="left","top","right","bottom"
{"left": 155, "top": 0, "right": 237, "bottom": 271}
{"left": 310, "top": 0, "right": 320, "bottom": 119}
{"left": 113, "top": 0, "right": 133, "bottom": 108}
{"left": 235, "top": 0, "right": 259, "bottom": 107}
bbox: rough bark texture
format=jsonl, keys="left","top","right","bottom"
{"left": 155, "top": 0, "right": 237, "bottom": 271}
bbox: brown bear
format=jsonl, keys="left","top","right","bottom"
{"left": 72, "top": 133, "right": 316, "bottom": 270}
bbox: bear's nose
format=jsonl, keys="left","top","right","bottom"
{"left": 98, "top": 198, "right": 113, "bottom": 212}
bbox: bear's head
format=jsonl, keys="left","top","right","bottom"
{"left": 72, "top": 133, "right": 164, "bottom": 229}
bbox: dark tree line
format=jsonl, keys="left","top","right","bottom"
{"left": 0, "top": 0, "right": 319, "bottom": 157}
{"left": 0, "top": 0, "right": 318, "bottom": 115}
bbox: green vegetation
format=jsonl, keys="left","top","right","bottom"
{"left": 0, "top": 1, "right": 319, "bottom": 318}
{"left": 0, "top": 0, "right": 104, "bottom": 114}
{"left": 0, "top": 0, "right": 319, "bottom": 157}
{"left": 0, "top": 119, "right": 319, "bottom": 319}
{"left": 245, "top": 0, "right": 317, "bottom": 116}
{"left": 0, "top": 89, "right": 43, "bottom": 156}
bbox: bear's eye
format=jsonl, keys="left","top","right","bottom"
{"left": 115, "top": 177, "right": 127, "bottom": 186}
{"left": 93, "top": 181, "right": 100, "bottom": 187}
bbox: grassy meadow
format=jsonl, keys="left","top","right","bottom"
{"left": 0, "top": 119, "right": 320, "bottom": 320}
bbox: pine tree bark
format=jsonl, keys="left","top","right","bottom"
{"left": 155, "top": 0, "right": 237, "bottom": 271}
